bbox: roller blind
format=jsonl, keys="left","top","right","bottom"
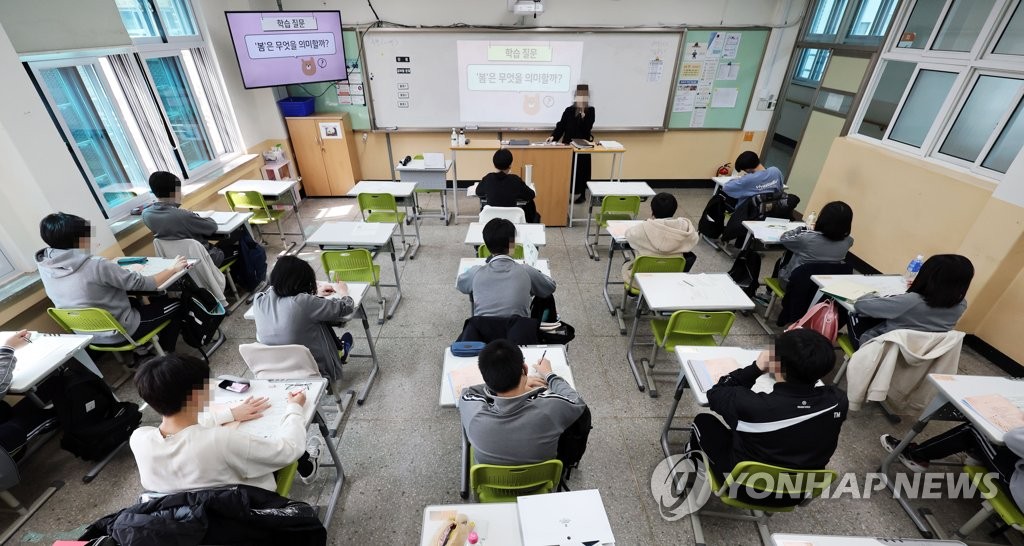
{"left": 0, "top": 0, "right": 131, "bottom": 54}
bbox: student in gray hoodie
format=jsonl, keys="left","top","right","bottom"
{"left": 777, "top": 200, "right": 854, "bottom": 287}
{"left": 142, "top": 171, "right": 237, "bottom": 266}
{"left": 621, "top": 193, "right": 699, "bottom": 284}
{"left": 459, "top": 340, "right": 587, "bottom": 466}
{"left": 457, "top": 218, "right": 555, "bottom": 318}
{"left": 36, "top": 213, "right": 188, "bottom": 351}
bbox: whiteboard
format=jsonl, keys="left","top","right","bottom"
{"left": 362, "top": 29, "right": 682, "bottom": 130}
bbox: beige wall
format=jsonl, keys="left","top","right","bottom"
{"left": 808, "top": 137, "right": 1024, "bottom": 365}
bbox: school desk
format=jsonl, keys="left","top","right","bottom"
{"left": 569, "top": 143, "right": 628, "bottom": 227}
{"left": 601, "top": 220, "right": 643, "bottom": 334}
{"left": 347, "top": 181, "right": 421, "bottom": 260}
{"left": 463, "top": 222, "right": 546, "bottom": 247}
{"left": 396, "top": 158, "right": 454, "bottom": 225}
{"left": 218, "top": 179, "right": 304, "bottom": 253}
{"left": 771, "top": 534, "right": 965, "bottom": 545}
{"left": 118, "top": 257, "right": 197, "bottom": 293}
{"left": 420, "top": 502, "right": 522, "bottom": 546}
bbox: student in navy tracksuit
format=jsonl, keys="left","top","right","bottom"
{"left": 686, "top": 329, "right": 848, "bottom": 485}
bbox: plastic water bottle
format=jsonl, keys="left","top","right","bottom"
{"left": 905, "top": 254, "right": 924, "bottom": 283}
{"left": 805, "top": 210, "right": 817, "bottom": 230}
{"left": 450, "top": 128, "right": 458, "bottom": 146}
{"left": 458, "top": 129, "right": 466, "bottom": 146}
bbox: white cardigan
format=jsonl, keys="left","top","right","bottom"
{"left": 846, "top": 329, "right": 964, "bottom": 413}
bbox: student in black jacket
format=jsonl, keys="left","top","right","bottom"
{"left": 686, "top": 329, "right": 847, "bottom": 482}
{"left": 546, "top": 84, "right": 595, "bottom": 204}
{"left": 476, "top": 149, "right": 540, "bottom": 223}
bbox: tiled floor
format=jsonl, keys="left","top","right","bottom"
{"left": 3, "top": 188, "right": 1020, "bottom": 545}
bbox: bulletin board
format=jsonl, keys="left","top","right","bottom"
{"left": 286, "top": 29, "right": 371, "bottom": 130}
{"left": 667, "top": 28, "right": 769, "bottom": 130}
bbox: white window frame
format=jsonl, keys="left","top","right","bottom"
{"left": 874, "top": 63, "right": 966, "bottom": 155}
{"left": 806, "top": 0, "right": 852, "bottom": 42}
{"left": 986, "top": 0, "right": 1024, "bottom": 61}
{"left": 120, "top": 0, "right": 202, "bottom": 45}
{"left": 893, "top": 0, "right": 1008, "bottom": 61}
{"left": 932, "top": 70, "right": 1024, "bottom": 176}
{"left": 29, "top": 57, "right": 155, "bottom": 219}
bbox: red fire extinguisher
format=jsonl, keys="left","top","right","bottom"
{"left": 716, "top": 163, "right": 732, "bottom": 176}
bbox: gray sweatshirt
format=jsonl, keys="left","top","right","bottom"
{"left": 252, "top": 289, "right": 355, "bottom": 383}
{"left": 778, "top": 228, "right": 853, "bottom": 284}
{"left": 853, "top": 292, "right": 967, "bottom": 344}
{"left": 0, "top": 347, "right": 15, "bottom": 397}
{"left": 459, "top": 373, "right": 586, "bottom": 465}
{"left": 36, "top": 248, "right": 156, "bottom": 343}
{"left": 142, "top": 202, "right": 217, "bottom": 241}
{"left": 456, "top": 255, "right": 556, "bottom": 317}
{"left": 1005, "top": 427, "right": 1024, "bottom": 511}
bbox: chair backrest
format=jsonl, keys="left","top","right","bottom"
{"left": 275, "top": 460, "right": 299, "bottom": 497}
{"left": 480, "top": 205, "right": 526, "bottom": 224}
{"left": 320, "top": 249, "right": 379, "bottom": 284}
{"left": 665, "top": 310, "right": 736, "bottom": 343}
{"left": 715, "top": 459, "right": 836, "bottom": 511}
{"left": 470, "top": 459, "right": 564, "bottom": 503}
{"left": 153, "top": 238, "right": 227, "bottom": 305}
{"left": 477, "top": 244, "right": 525, "bottom": 260}
{"left": 225, "top": 190, "right": 271, "bottom": 213}
{"left": 599, "top": 195, "right": 641, "bottom": 217}
{"left": 238, "top": 342, "right": 321, "bottom": 379}
{"left": 47, "top": 307, "right": 132, "bottom": 342}
{"left": 357, "top": 193, "right": 398, "bottom": 215}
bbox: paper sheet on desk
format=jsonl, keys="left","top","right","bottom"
{"left": 423, "top": 153, "right": 445, "bottom": 169}
{"left": 689, "top": 358, "right": 740, "bottom": 391}
{"left": 821, "top": 280, "right": 881, "bottom": 302}
{"left": 448, "top": 366, "right": 485, "bottom": 403}
{"left": 606, "top": 222, "right": 633, "bottom": 240}
{"left": 963, "top": 394, "right": 1024, "bottom": 433}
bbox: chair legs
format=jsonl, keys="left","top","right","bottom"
{"left": 833, "top": 354, "right": 851, "bottom": 385}
{"left": 956, "top": 501, "right": 996, "bottom": 540}
{"left": 0, "top": 482, "right": 63, "bottom": 545}
{"left": 692, "top": 508, "right": 773, "bottom": 546}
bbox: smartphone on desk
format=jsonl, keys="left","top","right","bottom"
{"left": 218, "top": 379, "right": 250, "bottom": 393}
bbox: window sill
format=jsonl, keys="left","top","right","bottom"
{"left": 0, "top": 273, "right": 46, "bottom": 326}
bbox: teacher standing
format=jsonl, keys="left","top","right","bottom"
{"left": 546, "top": 84, "right": 595, "bottom": 204}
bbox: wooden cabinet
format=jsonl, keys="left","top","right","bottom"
{"left": 514, "top": 147, "right": 572, "bottom": 227}
{"left": 285, "top": 115, "right": 362, "bottom": 197}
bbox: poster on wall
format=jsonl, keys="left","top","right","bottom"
{"left": 319, "top": 121, "right": 342, "bottom": 139}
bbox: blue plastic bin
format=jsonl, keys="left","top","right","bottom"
{"left": 277, "top": 97, "right": 315, "bottom": 117}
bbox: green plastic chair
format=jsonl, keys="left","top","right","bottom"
{"left": 321, "top": 249, "right": 383, "bottom": 306}
{"left": 691, "top": 452, "right": 837, "bottom": 545}
{"left": 477, "top": 244, "right": 525, "bottom": 260}
{"left": 621, "top": 255, "right": 688, "bottom": 316}
{"left": 219, "top": 256, "right": 240, "bottom": 303}
{"left": 832, "top": 334, "right": 856, "bottom": 385}
{"left": 649, "top": 310, "right": 735, "bottom": 368}
{"left": 762, "top": 277, "right": 785, "bottom": 319}
{"left": 358, "top": 193, "right": 411, "bottom": 249}
{"left": 225, "top": 190, "right": 288, "bottom": 246}
{"left": 275, "top": 460, "right": 299, "bottom": 497}
{"left": 470, "top": 456, "right": 563, "bottom": 503}
{"left": 956, "top": 465, "right": 1024, "bottom": 540}
{"left": 47, "top": 307, "right": 169, "bottom": 356}
{"left": 591, "top": 195, "right": 642, "bottom": 251}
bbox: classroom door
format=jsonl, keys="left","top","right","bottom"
{"left": 784, "top": 54, "right": 871, "bottom": 212}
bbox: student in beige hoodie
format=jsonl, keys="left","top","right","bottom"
{"left": 622, "top": 193, "right": 699, "bottom": 285}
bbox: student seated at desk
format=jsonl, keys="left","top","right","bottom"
{"left": 129, "top": 354, "right": 308, "bottom": 493}
{"left": 776, "top": 201, "right": 854, "bottom": 288}
{"left": 457, "top": 218, "right": 556, "bottom": 318}
{"left": 253, "top": 256, "right": 354, "bottom": 384}
{"left": 881, "top": 424, "right": 1024, "bottom": 510}
{"left": 143, "top": 171, "right": 239, "bottom": 267}
{"left": 621, "top": 192, "right": 698, "bottom": 284}
{"left": 722, "top": 151, "right": 785, "bottom": 209}
{"left": 459, "top": 340, "right": 587, "bottom": 465}
{"left": 852, "top": 254, "right": 973, "bottom": 348}
{"left": 36, "top": 213, "right": 187, "bottom": 353}
{"left": 685, "top": 330, "right": 847, "bottom": 483}
{"left": 476, "top": 149, "right": 540, "bottom": 223}
{"left": 0, "top": 331, "right": 57, "bottom": 460}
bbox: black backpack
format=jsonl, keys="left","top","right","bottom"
{"left": 233, "top": 229, "right": 268, "bottom": 292}
{"left": 728, "top": 247, "right": 763, "bottom": 298}
{"left": 53, "top": 366, "right": 141, "bottom": 461}
{"left": 698, "top": 194, "right": 729, "bottom": 240}
{"left": 180, "top": 282, "right": 226, "bottom": 353}
{"left": 556, "top": 407, "right": 593, "bottom": 489}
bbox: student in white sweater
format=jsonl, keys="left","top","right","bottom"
{"left": 129, "top": 354, "right": 308, "bottom": 494}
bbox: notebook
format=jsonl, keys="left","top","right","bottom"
{"left": 598, "top": 140, "right": 623, "bottom": 149}
{"left": 517, "top": 490, "right": 615, "bottom": 546}
{"left": 688, "top": 357, "right": 741, "bottom": 392}
{"left": 820, "top": 279, "right": 881, "bottom": 302}
{"left": 963, "top": 394, "right": 1024, "bottom": 433}
{"left": 422, "top": 152, "right": 445, "bottom": 169}
{"left": 448, "top": 366, "right": 485, "bottom": 402}
{"left": 571, "top": 139, "right": 594, "bottom": 149}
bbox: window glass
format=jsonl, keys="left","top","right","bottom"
{"left": 897, "top": 0, "right": 945, "bottom": 49}
{"left": 858, "top": 60, "right": 916, "bottom": 139}
{"left": 982, "top": 99, "right": 1024, "bottom": 173}
{"left": 940, "top": 76, "right": 1024, "bottom": 162}
{"left": 116, "top": 0, "right": 158, "bottom": 38}
{"left": 155, "top": 0, "right": 198, "bottom": 37}
{"left": 847, "top": 0, "right": 899, "bottom": 40}
{"left": 807, "top": 0, "right": 850, "bottom": 38}
{"left": 39, "top": 65, "right": 148, "bottom": 211}
{"left": 993, "top": 2, "right": 1024, "bottom": 55}
{"left": 146, "top": 56, "right": 214, "bottom": 171}
{"left": 932, "top": 0, "right": 997, "bottom": 52}
{"left": 795, "top": 49, "right": 832, "bottom": 82}
{"left": 889, "top": 69, "right": 957, "bottom": 147}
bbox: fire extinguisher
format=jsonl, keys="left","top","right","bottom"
{"left": 716, "top": 163, "right": 732, "bottom": 176}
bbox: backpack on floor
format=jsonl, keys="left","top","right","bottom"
{"left": 557, "top": 406, "right": 593, "bottom": 488}
{"left": 786, "top": 299, "right": 840, "bottom": 343}
{"left": 727, "top": 247, "right": 763, "bottom": 298}
{"left": 53, "top": 366, "right": 141, "bottom": 461}
{"left": 698, "top": 194, "right": 729, "bottom": 240}
{"left": 180, "top": 280, "right": 226, "bottom": 355}
{"left": 233, "top": 229, "right": 268, "bottom": 292}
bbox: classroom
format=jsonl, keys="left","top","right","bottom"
{"left": 0, "top": 0, "right": 1021, "bottom": 544}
